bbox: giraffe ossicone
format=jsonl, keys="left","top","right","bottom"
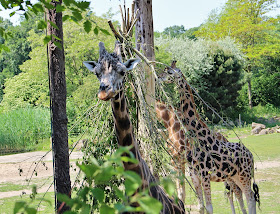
{"left": 83, "top": 42, "right": 185, "bottom": 214}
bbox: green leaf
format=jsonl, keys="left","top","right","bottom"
{"left": 138, "top": 196, "right": 162, "bottom": 214}
{"left": 123, "top": 171, "right": 142, "bottom": 196}
{"left": 100, "top": 204, "right": 115, "bottom": 214}
{"left": 121, "top": 156, "right": 138, "bottom": 164}
{"left": 33, "top": 3, "right": 44, "bottom": 12}
{"left": 83, "top": 20, "right": 92, "bottom": 33}
{"left": 113, "top": 186, "right": 124, "bottom": 200}
{"left": 56, "top": 4, "right": 65, "bottom": 12}
{"left": 93, "top": 26, "right": 99, "bottom": 35}
{"left": 24, "top": 207, "right": 37, "bottom": 214}
{"left": 91, "top": 187, "right": 105, "bottom": 202}
{"left": 75, "top": 1, "right": 90, "bottom": 10}
{"left": 72, "top": 11, "right": 83, "bottom": 21}
{"left": 54, "top": 41, "right": 62, "bottom": 49}
{"left": 13, "top": 201, "right": 26, "bottom": 214}
{"left": 62, "top": 15, "right": 70, "bottom": 22}
{"left": 52, "top": 35, "right": 62, "bottom": 41}
{"left": 9, "top": 11, "right": 15, "bottom": 17}
{"left": 48, "top": 21, "right": 59, "bottom": 30}
{"left": 37, "top": 20, "right": 47, "bottom": 30}
{"left": 100, "top": 28, "right": 110, "bottom": 35}
{"left": 161, "top": 178, "right": 176, "bottom": 197}
{"left": 63, "top": 0, "right": 72, "bottom": 6}
{"left": 43, "top": 35, "right": 52, "bottom": 44}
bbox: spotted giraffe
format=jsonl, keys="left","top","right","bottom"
{"left": 83, "top": 42, "right": 185, "bottom": 214}
{"left": 157, "top": 61, "right": 259, "bottom": 214}
{"left": 156, "top": 101, "right": 247, "bottom": 214}
{"left": 157, "top": 61, "right": 248, "bottom": 213}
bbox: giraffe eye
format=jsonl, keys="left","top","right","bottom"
{"left": 117, "top": 67, "right": 126, "bottom": 76}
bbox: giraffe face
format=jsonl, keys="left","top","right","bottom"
{"left": 83, "top": 42, "right": 140, "bottom": 101}
{"left": 159, "top": 60, "right": 182, "bottom": 83}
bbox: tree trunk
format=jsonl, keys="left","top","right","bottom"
{"left": 47, "top": 1, "right": 71, "bottom": 212}
{"left": 134, "top": 0, "right": 155, "bottom": 173}
{"left": 248, "top": 79, "right": 252, "bottom": 109}
{"left": 134, "top": 0, "right": 155, "bottom": 108}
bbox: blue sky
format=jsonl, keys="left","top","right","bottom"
{"left": 1, "top": 0, "right": 279, "bottom": 31}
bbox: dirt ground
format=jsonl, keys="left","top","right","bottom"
{"left": 0, "top": 151, "right": 83, "bottom": 199}
{"left": 1, "top": 151, "right": 280, "bottom": 200}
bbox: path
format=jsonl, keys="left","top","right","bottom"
{"left": 0, "top": 151, "right": 83, "bottom": 199}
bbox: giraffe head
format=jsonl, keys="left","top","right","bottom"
{"left": 83, "top": 42, "right": 140, "bottom": 101}
{"left": 158, "top": 60, "right": 182, "bottom": 83}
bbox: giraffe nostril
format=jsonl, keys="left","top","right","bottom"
{"left": 100, "top": 83, "right": 110, "bottom": 91}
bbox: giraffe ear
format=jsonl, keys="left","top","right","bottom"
{"left": 83, "top": 61, "right": 97, "bottom": 72}
{"left": 124, "top": 58, "right": 140, "bottom": 71}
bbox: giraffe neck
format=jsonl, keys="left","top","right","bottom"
{"left": 111, "top": 90, "right": 152, "bottom": 181}
{"left": 156, "top": 101, "right": 191, "bottom": 150}
{"left": 177, "top": 76, "right": 209, "bottom": 135}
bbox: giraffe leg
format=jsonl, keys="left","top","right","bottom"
{"left": 235, "top": 178, "right": 256, "bottom": 214}
{"left": 201, "top": 176, "right": 213, "bottom": 214}
{"left": 190, "top": 171, "right": 204, "bottom": 214}
{"left": 244, "top": 188, "right": 256, "bottom": 214}
{"left": 231, "top": 182, "right": 247, "bottom": 214}
{"left": 225, "top": 182, "right": 236, "bottom": 214}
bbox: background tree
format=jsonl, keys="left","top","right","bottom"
{"left": 155, "top": 36, "right": 245, "bottom": 120}
{"left": 195, "top": 0, "right": 279, "bottom": 108}
{"left": 163, "top": 25, "right": 186, "bottom": 37}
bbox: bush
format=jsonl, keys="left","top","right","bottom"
{"left": 0, "top": 108, "right": 50, "bottom": 152}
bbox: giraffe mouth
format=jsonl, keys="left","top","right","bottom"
{"left": 98, "top": 90, "right": 114, "bottom": 101}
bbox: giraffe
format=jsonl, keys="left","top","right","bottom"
{"left": 156, "top": 61, "right": 247, "bottom": 213}
{"left": 156, "top": 61, "right": 259, "bottom": 214}
{"left": 156, "top": 101, "right": 246, "bottom": 214}
{"left": 83, "top": 42, "right": 185, "bottom": 214}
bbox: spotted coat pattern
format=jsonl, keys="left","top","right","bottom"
{"left": 157, "top": 62, "right": 258, "bottom": 214}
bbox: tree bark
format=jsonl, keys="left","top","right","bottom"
{"left": 47, "top": 1, "right": 71, "bottom": 212}
{"left": 134, "top": 0, "right": 155, "bottom": 108}
{"left": 134, "top": 0, "right": 155, "bottom": 173}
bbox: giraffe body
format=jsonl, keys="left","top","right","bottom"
{"left": 83, "top": 42, "right": 185, "bottom": 214}
{"left": 157, "top": 62, "right": 259, "bottom": 214}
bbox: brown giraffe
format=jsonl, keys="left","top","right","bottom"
{"left": 83, "top": 42, "right": 185, "bottom": 214}
{"left": 156, "top": 101, "right": 247, "bottom": 214}
{"left": 156, "top": 61, "right": 248, "bottom": 214}
{"left": 156, "top": 61, "right": 259, "bottom": 214}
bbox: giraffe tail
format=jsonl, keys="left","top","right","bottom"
{"left": 253, "top": 182, "right": 260, "bottom": 209}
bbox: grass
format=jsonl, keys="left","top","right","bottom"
{"left": 0, "top": 192, "right": 55, "bottom": 214}
{"left": 0, "top": 183, "right": 28, "bottom": 192}
{"left": 0, "top": 108, "right": 50, "bottom": 153}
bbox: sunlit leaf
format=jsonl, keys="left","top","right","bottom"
{"left": 100, "top": 204, "right": 115, "bottom": 214}
{"left": 43, "top": 35, "right": 52, "bottom": 44}
{"left": 13, "top": 201, "right": 26, "bottom": 214}
{"left": 123, "top": 171, "right": 142, "bottom": 196}
{"left": 138, "top": 196, "right": 162, "bottom": 214}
